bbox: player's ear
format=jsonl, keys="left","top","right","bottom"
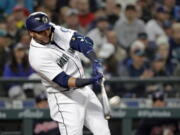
{"left": 29, "top": 31, "right": 34, "bottom": 37}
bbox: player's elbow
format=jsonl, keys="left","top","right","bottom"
{"left": 52, "top": 72, "right": 71, "bottom": 88}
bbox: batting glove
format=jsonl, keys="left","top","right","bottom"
{"left": 92, "top": 59, "right": 103, "bottom": 76}
{"left": 90, "top": 72, "right": 103, "bottom": 85}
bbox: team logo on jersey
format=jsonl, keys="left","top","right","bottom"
{"left": 60, "top": 27, "right": 69, "bottom": 33}
{"left": 57, "top": 54, "right": 69, "bottom": 68}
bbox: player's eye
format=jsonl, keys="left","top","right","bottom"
{"left": 36, "top": 31, "right": 44, "bottom": 34}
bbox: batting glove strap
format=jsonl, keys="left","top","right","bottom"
{"left": 75, "top": 74, "right": 103, "bottom": 88}
{"left": 75, "top": 78, "right": 93, "bottom": 88}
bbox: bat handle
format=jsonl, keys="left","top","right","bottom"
{"left": 101, "top": 77, "right": 105, "bottom": 84}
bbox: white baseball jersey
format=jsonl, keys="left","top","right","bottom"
{"left": 28, "top": 23, "right": 111, "bottom": 135}
{"left": 29, "top": 23, "right": 85, "bottom": 92}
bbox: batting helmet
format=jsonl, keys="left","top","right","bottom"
{"left": 26, "top": 12, "right": 51, "bottom": 32}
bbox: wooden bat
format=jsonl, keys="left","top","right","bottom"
{"left": 100, "top": 78, "right": 111, "bottom": 120}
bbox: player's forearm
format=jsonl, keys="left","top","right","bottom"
{"left": 53, "top": 72, "right": 94, "bottom": 89}
{"left": 68, "top": 77, "right": 93, "bottom": 88}
{"left": 86, "top": 50, "right": 99, "bottom": 62}
{"left": 70, "top": 32, "right": 100, "bottom": 63}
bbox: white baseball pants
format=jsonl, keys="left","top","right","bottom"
{"left": 47, "top": 86, "right": 111, "bottom": 135}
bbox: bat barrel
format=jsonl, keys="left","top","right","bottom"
{"left": 101, "top": 77, "right": 111, "bottom": 120}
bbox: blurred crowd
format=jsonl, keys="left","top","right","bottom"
{"left": 0, "top": 0, "right": 180, "bottom": 99}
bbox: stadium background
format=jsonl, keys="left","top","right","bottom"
{"left": 0, "top": 0, "right": 180, "bottom": 134}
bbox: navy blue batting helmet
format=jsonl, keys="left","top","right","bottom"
{"left": 26, "top": 12, "right": 51, "bottom": 32}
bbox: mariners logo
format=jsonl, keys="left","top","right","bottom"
{"left": 35, "top": 16, "right": 48, "bottom": 23}
{"left": 42, "top": 16, "right": 48, "bottom": 23}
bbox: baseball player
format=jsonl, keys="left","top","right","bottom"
{"left": 26, "top": 12, "right": 111, "bottom": 135}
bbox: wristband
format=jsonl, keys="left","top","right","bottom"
{"left": 75, "top": 78, "right": 93, "bottom": 88}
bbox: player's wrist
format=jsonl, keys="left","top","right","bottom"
{"left": 75, "top": 78, "right": 93, "bottom": 88}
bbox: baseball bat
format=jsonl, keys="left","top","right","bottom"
{"left": 100, "top": 78, "right": 111, "bottom": 120}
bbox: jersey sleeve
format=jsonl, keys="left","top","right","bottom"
{"left": 30, "top": 50, "right": 63, "bottom": 81}
{"left": 52, "top": 24, "right": 76, "bottom": 49}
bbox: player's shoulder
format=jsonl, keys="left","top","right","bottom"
{"left": 29, "top": 40, "right": 52, "bottom": 63}
{"left": 29, "top": 48, "right": 53, "bottom": 71}
{"left": 51, "top": 23, "right": 75, "bottom": 35}
{"left": 29, "top": 41, "right": 52, "bottom": 57}
{"left": 53, "top": 23, "right": 75, "bottom": 40}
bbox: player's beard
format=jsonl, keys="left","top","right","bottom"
{"left": 33, "top": 29, "right": 52, "bottom": 45}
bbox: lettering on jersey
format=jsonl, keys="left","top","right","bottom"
{"left": 57, "top": 54, "right": 69, "bottom": 68}
{"left": 68, "top": 48, "right": 75, "bottom": 55}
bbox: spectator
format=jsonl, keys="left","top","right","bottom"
{"left": 93, "top": 6, "right": 106, "bottom": 19}
{"left": 136, "top": 32, "right": 156, "bottom": 60}
{"left": 105, "top": 0, "right": 121, "bottom": 26}
{"left": 116, "top": 0, "right": 137, "bottom": 8}
{"left": 87, "top": 16, "right": 109, "bottom": 57}
{"left": 114, "top": 4, "right": 145, "bottom": 49}
{"left": 3, "top": 43, "right": 33, "bottom": 88}
{"left": 37, "top": 0, "right": 58, "bottom": 23}
{"left": 0, "top": 26, "right": 10, "bottom": 76}
{"left": 12, "top": 5, "right": 28, "bottom": 29}
{"left": 58, "top": 6, "right": 70, "bottom": 25}
{"left": 43, "top": 0, "right": 57, "bottom": 12}
{"left": 136, "top": 90, "right": 178, "bottom": 135}
{"left": 156, "top": 35, "right": 175, "bottom": 67}
{"left": 173, "top": 63, "right": 180, "bottom": 94}
{"left": 0, "top": 26, "right": 9, "bottom": 96}
{"left": 88, "top": 0, "right": 102, "bottom": 12}
{"left": 169, "top": 22, "right": 180, "bottom": 61}
{"left": 136, "top": 0, "right": 153, "bottom": 22}
{"left": 6, "top": 15, "right": 19, "bottom": 43}
{"left": 118, "top": 41, "right": 152, "bottom": 97}
{"left": 162, "top": 21, "right": 173, "bottom": 38}
{"left": 156, "top": 35, "right": 168, "bottom": 54}
{"left": 34, "top": 5, "right": 50, "bottom": 15}
{"left": 63, "top": 8, "right": 85, "bottom": 34}
{"left": 88, "top": 6, "right": 106, "bottom": 31}
{"left": 137, "top": 32, "right": 149, "bottom": 47}
{"left": 34, "top": 93, "right": 60, "bottom": 135}
{"left": 146, "top": 6, "right": 169, "bottom": 42}
{"left": 105, "top": 30, "right": 127, "bottom": 63}
{"left": 174, "top": 6, "right": 180, "bottom": 22}
{"left": 146, "top": 54, "right": 173, "bottom": 93}
{"left": 163, "top": 0, "right": 180, "bottom": 20}
{"left": 76, "top": 0, "right": 95, "bottom": 30}
{"left": 102, "top": 30, "right": 127, "bottom": 96}
{"left": 151, "top": 90, "right": 166, "bottom": 107}
{"left": 18, "top": 30, "right": 31, "bottom": 49}
{"left": 68, "top": 0, "right": 78, "bottom": 9}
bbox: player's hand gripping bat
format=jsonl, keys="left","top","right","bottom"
{"left": 100, "top": 77, "right": 111, "bottom": 120}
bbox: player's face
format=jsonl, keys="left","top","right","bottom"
{"left": 29, "top": 29, "right": 51, "bottom": 44}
